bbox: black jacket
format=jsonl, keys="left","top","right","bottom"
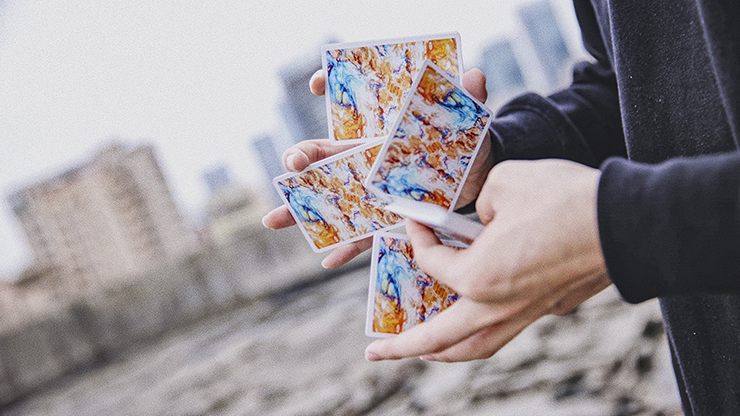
{"left": 488, "top": 0, "right": 740, "bottom": 414}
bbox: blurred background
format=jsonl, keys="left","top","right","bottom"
{"left": 0, "top": 0, "right": 683, "bottom": 415}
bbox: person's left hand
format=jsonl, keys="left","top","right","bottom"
{"left": 262, "top": 67, "right": 493, "bottom": 268}
{"left": 364, "top": 159, "right": 612, "bottom": 362}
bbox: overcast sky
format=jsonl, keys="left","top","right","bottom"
{"left": 0, "top": 0, "right": 585, "bottom": 279}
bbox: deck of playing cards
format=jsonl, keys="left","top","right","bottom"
{"left": 272, "top": 33, "right": 492, "bottom": 336}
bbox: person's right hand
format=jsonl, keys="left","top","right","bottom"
{"left": 262, "top": 67, "right": 494, "bottom": 268}
{"left": 364, "top": 159, "right": 610, "bottom": 362}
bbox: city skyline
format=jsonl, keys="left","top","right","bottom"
{"left": 0, "top": 0, "right": 587, "bottom": 280}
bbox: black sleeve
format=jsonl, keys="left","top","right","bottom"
{"left": 483, "top": 0, "right": 740, "bottom": 303}
{"left": 598, "top": 0, "right": 740, "bottom": 303}
{"left": 599, "top": 154, "right": 740, "bottom": 302}
{"left": 489, "top": 0, "right": 627, "bottom": 168}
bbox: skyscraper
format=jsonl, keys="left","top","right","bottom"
{"left": 518, "top": 0, "right": 571, "bottom": 85}
{"left": 250, "top": 134, "right": 284, "bottom": 206}
{"left": 202, "top": 164, "right": 266, "bottom": 245}
{"left": 478, "top": 40, "right": 527, "bottom": 104}
{"left": 8, "top": 142, "right": 197, "bottom": 288}
{"left": 277, "top": 52, "right": 329, "bottom": 144}
{"left": 203, "top": 165, "right": 231, "bottom": 194}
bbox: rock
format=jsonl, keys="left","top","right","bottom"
{"left": 1, "top": 268, "right": 682, "bottom": 416}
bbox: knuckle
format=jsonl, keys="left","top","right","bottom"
{"left": 301, "top": 141, "right": 322, "bottom": 161}
{"left": 492, "top": 275, "right": 517, "bottom": 300}
{"left": 449, "top": 262, "right": 476, "bottom": 297}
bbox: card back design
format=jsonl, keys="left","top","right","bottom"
{"left": 366, "top": 61, "right": 493, "bottom": 210}
{"left": 273, "top": 140, "right": 402, "bottom": 252}
{"left": 366, "top": 232, "right": 462, "bottom": 337}
{"left": 323, "top": 33, "right": 462, "bottom": 143}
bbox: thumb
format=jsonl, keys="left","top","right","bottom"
{"left": 405, "top": 219, "right": 466, "bottom": 290}
{"left": 462, "top": 68, "right": 488, "bottom": 103}
{"left": 309, "top": 69, "right": 325, "bottom": 96}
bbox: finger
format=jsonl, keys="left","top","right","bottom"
{"left": 365, "top": 298, "right": 490, "bottom": 360}
{"left": 365, "top": 273, "right": 587, "bottom": 361}
{"left": 422, "top": 317, "right": 531, "bottom": 362}
{"left": 455, "top": 132, "right": 492, "bottom": 210}
{"left": 320, "top": 237, "right": 373, "bottom": 268}
{"left": 309, "top": 70, "right": 325, "bottom": 96}
{"left": 364, "top": 296, "right": 532, "bottom": 360}
{"left": 462, "top": 68, "right": 488, "bottom": 103}
{"left": 262, "top": 205, "right": 295, "bottom": 229}
{"left": 281, "top": 139, "right": 356, "bottom": 171}
{"left": 405, "top": 219, "right": 469, "bottom": 291}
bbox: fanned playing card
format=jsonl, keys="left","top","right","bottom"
{"left": 323, "top": 33, "right": 462, "bottom": 144}
{"left": 366, "top": 232, "right": 464, "bottom": 337}
{"left": 273, "top": 140, "right": 403, "bottom": 252}
{"left": 366, "top": 60, "right": 493, "bottom": 210}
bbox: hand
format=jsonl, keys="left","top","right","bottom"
{"left": 262, "top": 139, "right": 367, "bottom": 268}
{"left": 263, "top": 67, "right": 495, "bottom": 268}
{"left": 364, "top": 159, "right": 611, "bottom": 362}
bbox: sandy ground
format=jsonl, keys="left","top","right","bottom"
{"left": 3, "top": 267, "right": 682, "bottom": 416}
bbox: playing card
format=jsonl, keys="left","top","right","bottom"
{"left": 323, "top": 33, "right": 462, "bottom": 143}
{"left": 366, "top": 60, "right": 493, "bottom": 210}
{"left": 366, "top": 232, "right": 463, "bottom": 337}
{"left": 384, "top": 198, "right": 484, "bottom": 245}
{"left": 273, "top": 139, "right": 403, "bottom": 252}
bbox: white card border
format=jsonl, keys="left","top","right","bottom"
{"left": 363, "top": 60, "right": 494, "bottom": 212}
{"left": 322, "top": 32, "right": 464, "bottom": 145}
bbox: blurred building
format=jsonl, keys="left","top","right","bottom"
{"left": 519, "top": 0, "right": 572, "bottom": 85}
{"left": 250, "top": 134, "right": 283, "bottom": 206}
{"left": 202, "top": 165, "right": 231, "bottom": 194}
{"left": 202, "top": 165, "right": 268, "bottom": 245}
{"left": 476, "top": 0, "right": 576, "bottom": 107}
{"left": 7, "top": 142, "right": 197, "bottom": 289}
{"left": 256, "top": 42, "right": 338, "bottom": 206}
{"left": 277, "top": 53, "right": 328, "bottom": 144}
{"left": 479, "top": 40, "right": 528, "bottom": 104}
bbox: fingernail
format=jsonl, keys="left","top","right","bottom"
{"left": 286, "top": 154, "right": 296, "bottom": 170}
{"left": 365, "top": 351, "right": 381, "bottom": 361}
{"left": 420, "top": 355, "right": 437, "bottom": 362}
{"left": 320, "top": 258, "right": 330, "bottom": 269}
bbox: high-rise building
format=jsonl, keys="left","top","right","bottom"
{"left": 519, "top": 0, "right": 571, "bottom": 85}
{"left": 7, "top": 142, "right": 197, "bottom": 288}
{"left": 201, "top": 163, "right": 269, "bottom": 244}
{"left": 277, "top": 53, "right": 328, "bottom": 144}
{"left": 250, "top": 134, "right": 284, "bottom": 206}
{"left": 478, "top": 40, "right": 527, "bottom": 104}
{"left": 203, "top": 165, "right": 231, "bottom": 194}
{"left": 204, "top": 183, "right": 266, "bottom": 245}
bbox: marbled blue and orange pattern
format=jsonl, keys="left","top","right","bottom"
{"left": 367, "top": 61, "right": 492, "bottom": 210}
{"left": 367, "top": 233, "right": 460, "bottom": 336}
{"left": 324, "top": 34, "right": 461, "bottom": 142}
{"left": 273, "top": 141, "right": 402, "bottom": 252}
